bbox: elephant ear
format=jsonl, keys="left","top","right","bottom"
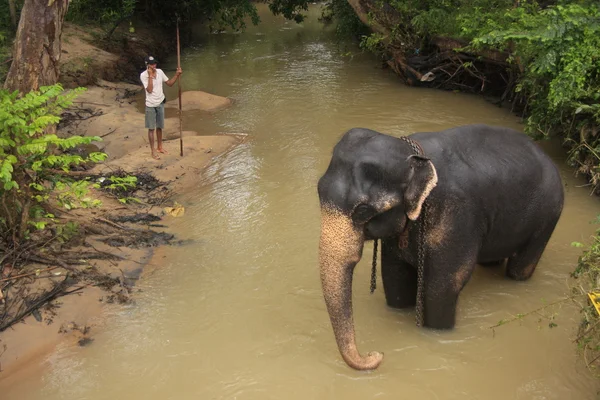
{"left": 404, "top": 155, "right": 438, "bottom": 221}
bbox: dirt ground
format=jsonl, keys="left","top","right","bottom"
{"left": 0, "top": 22, "right": 243, "bottom": 382}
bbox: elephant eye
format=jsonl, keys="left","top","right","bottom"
{"left": 352, "top": 204, "right": 377, "bottom": 224}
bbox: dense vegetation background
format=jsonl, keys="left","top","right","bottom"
{"left": 3, "top": 0, "right": 595, "bottom": 189}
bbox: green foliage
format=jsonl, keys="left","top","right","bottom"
{"left": 55, "top": 180, "right": 102, "bottom": 210}
{"left": 67, "top": 0, "right": 135, "bottom": 24}
{"left": 463, "top": 2, "right": 600, "bottom": 189}
{"left": 103, "top": 175, "right": 137, "bottom": 192}
{"left": 352, "top": 0, "right": 600, "bottom": 191}
{"left": 65, "top": 0, "right": 331, "bottom": 33}
{"left": 269, "top": 0, "right": 309, "bottom": 23}
{"left": 0, "top": 84, "right": 107, "bottom": 244}
{"left": 320, "top": 0, "right": 370, "bottom": 41}
{"left": 360, "top": 33, "right": 387, "bottom": 54}
{"left": 98, "top": 174, "right": 139, "bottom": 203}
{"left": 66, "top": 0, "right": 262, "bottom": 32}
{"left": 571, "top": 218, "right": 600, "bottom": 373}
{"left": 0, "top": 31, "right": 10, "bottom": 83}
{"left": 0, "top": 0, "right": 21, "bottom": 81}
{"left": 55, "top": 221, "right": 79, "bottom": 243}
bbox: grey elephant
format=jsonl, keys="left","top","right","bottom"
{"left": 317, "top": 124, "right": 564, "bottom": 370}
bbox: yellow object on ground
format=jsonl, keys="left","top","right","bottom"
{"left": 588, "top": 292, "right": 600, "bottom": 316}
{"left": 164, "top": 202, "right": 185, "bottom": 217}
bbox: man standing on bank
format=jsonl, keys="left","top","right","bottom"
{"left": 140, "top": 55, "right": 183, "bottom": 160}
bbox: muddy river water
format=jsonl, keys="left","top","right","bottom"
{"left": 4, "top": 3, "right": 600, "bottom": 399}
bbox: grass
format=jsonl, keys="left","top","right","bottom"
{"left": 571, "top": 225, "right": 600, "bottom": 376}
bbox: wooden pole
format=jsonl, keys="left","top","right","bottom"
{"left": 177, "top": 18, "right": 183, "bottom": 156}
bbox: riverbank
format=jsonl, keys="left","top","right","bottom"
{"left": 0, "top": 22, "right": 243, "bottom": 381}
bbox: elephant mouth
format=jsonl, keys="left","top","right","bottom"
{"left": 363, "top": 210, "right": 409, "bottom": 241}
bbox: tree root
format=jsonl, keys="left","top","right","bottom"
{"left": 385, "top": 39, "right": 516, "bottom": 102}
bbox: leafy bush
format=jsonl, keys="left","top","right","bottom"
{"left": 571, "top": 222, "right": 600, "bottom": 373}
{"left": 0, "top": 84, "right": 107, "bottom": 245}
{"left": 66, "top": 0, "right": 261, "bottom": 31}
{"left": 463, "top": 3, "right": 600, "bottom": 189}
{"left": 67, "top": 0, "right": 135, "bottom": 24}
{"left": 345, "top": 0, "right": 599, "bottom": 191}
{"left": 0, "top": 0, "right": 20, "bottom": 83}
{"left": 320, "top": 0, "right": 371, "bottom": 41}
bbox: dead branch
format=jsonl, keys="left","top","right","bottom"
{"left": 100, "top": 128, "right": 117, "bottom": 138}
{"left": 49, "top": 169, "right": 97, "bottom": 177}
{"left": 0, "top": 266, "right": 59, "bottom": 282}
{"left": 0, "top": 278, "right": 71, "bottom": 332}
{"left": 25, "top": 254, "right": 77, "bottom": 272}
{"left": 74, "top": 101, "right": 112, "bottom": 107}
{"left": 59, "top": 251, "right": 122, "bottom": 261}
{"left": 488, "top": 296, "right": 576, "bottom": 329}
{"left": 93, "top": 217, "right": 130, "bottom": 231}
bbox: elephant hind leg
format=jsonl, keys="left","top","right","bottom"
{"left": 381, "top": 237, "right": 417, "bottom": 309}
{"left": 506, "top": 225, "right": 556, "bottom": 281}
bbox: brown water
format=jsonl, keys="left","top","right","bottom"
{"left": 3, "top": 4, "right": 600, "bottom": 399}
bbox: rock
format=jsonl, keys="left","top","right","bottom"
{"left": 164, "top": 90, "right": 232, "bottom": 112}
{"left": 163, "top": 130, "right": 200, "bottom": 141}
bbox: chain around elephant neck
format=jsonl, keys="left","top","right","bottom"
{"left": 369, "top": 135, "right": 426, "bottom": 300}
{"left": 400, "top": 136, "right": 424, "bottom": 156}
{"left": 401, "top": 135, "right": 426, "bottom": 326}
{"left": 370, "top": 239, "right": 378, "bottom": 294}
{"left": 415, "top": 202, "right": 427, "bottom": 327}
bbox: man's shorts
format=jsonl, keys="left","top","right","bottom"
{"left": 145, "top": 103, "right": 165, "bottom": 130}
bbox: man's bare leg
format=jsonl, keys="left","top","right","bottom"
{"left": 156, "top": 128, "right": 168, "bottom": 154}
{"left": 148, "top": 129, "right": 160, "bottom": 159}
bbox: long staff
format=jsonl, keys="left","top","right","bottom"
{"left": 177, "top": 18, "right": 183, "bottom": 156}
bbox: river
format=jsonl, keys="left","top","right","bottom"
{"left": 3, "top": 3, "right": 600, "bottom": 399}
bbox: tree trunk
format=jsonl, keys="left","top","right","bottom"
{"left": 3, "top": 0, "right": 70, "bottom": 93}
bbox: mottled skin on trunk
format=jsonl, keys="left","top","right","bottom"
{"left": 319, "top": 205, "right": 383, "bottom": 370}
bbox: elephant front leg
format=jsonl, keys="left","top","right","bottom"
{"left": 381, "top": 236, "right": 417, "bottom": 309}
{"left": 422, "top": 252, "right": 477, "bottom": 329}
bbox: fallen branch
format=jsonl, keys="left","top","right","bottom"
{"left": 0, "top": 266, "right": 59, "bottom": 283}
{"left": 488, "top": 295, "right": 576, "bottom": 329}
{"left": 59, "top": 251, "right": 122, "bottom": 261}
{"left": 0, "top": 278, "right": 71, "bottom": 332}
{"left": 25, "top": 254, "right": 78, "bottom": 272}
{"left": 93, "top": 217, "right": 130, "bottom": 231}
{"left": 74, "top": 101, "right": 112, "bottom": 107}
{"left": 100, "top": 128, "right": 117, "bottom": 138}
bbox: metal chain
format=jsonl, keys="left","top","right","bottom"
{"left": 368, "top": 135, "right": 425, "bottom": 311}
{"left": 400, "top": 136, "right": 423, "bottom": 156}
{"left": 415, "top": 202, "right": 427, "bottom": 327}
{"left": 370, "top": 239, "right": 378, "bottom": 294}
{"left": 401, "top": 135, "right": 426, "bottom": 326}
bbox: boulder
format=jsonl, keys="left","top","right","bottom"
{"left": 164, "top": 91, "right": 232, "bottom": 112}
{"left": 163, "top": 130, "right": 200, "bottom": 141}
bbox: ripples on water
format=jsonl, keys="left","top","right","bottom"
{"left": 3, "top": 3, "right": 600, "bottom": 400}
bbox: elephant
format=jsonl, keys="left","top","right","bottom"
{"left": 317, "top": 124, "right": 564, "bottom": 371}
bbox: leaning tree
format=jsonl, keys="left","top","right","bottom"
{"left": 4, "top": 0, "right": 70, "bottom": 93}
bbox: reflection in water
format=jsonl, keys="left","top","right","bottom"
{"left": 3, "top": 3, "right": 600, "bottom": 400}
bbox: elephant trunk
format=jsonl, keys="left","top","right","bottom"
{"left": 319, "top": 206, "right": 384, "bottom": 370}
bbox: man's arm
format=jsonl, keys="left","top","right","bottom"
{"left": 165, "top": 67, "right": 183, "bottom": 87}
{"left": 141, "top": 72, "right": 154, "bottom": 94}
